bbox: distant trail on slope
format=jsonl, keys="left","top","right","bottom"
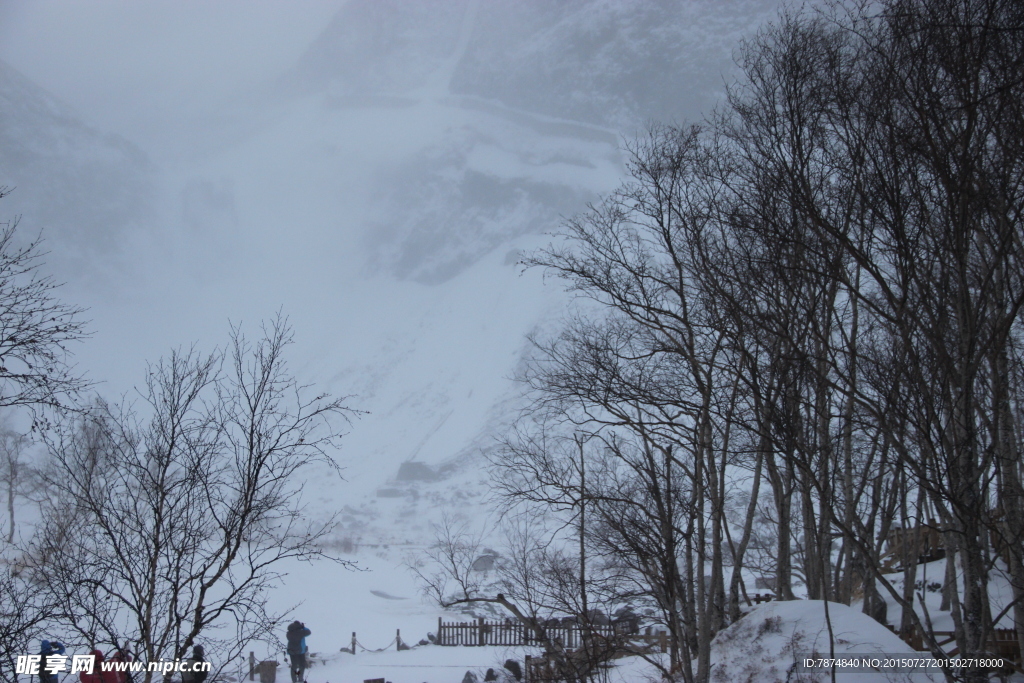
{"left": 446, "top": 0, "right": 480, "bottom": 92}
{"left": 405, "top": 409, "right": 454, "bottom": 463}
{"left": 422, "top": 0, "right": 480, "bottom": 96}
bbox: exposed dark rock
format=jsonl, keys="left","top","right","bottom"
{"left": 396, "top": 461, "right": 438, "bottom": 482}
{"left": 503, "top": 660, "right": 522, "bottom": 681}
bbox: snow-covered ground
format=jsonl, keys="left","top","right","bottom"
{"left": 873, "top": 558, "right": 1018, "bottom": 631}
{"left": 709, "top": 601, "right": 947, "bottom": 683}
{"left": 256, "top": 572, "right": 984, "bottom": 683}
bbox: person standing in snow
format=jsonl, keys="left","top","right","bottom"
{"left": 181, "top": 645, "right": 207, "bottom": 683}
{"left": 38, "top": 639, "right": 66, "bottom": 683}
{"left": 78, "top": 649, "right": 106, "bottom": 683}
{"left": 106, "top": 644, "right": 132, "bottom": 683}
{"left": 285, "top": 622, "right": 310, "bottom": 683}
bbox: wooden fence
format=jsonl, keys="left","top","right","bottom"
{"left": 437, "top": 617, "right": 624, "bottom": 648}
{"left": 438, "top": 599, "right": 773, "bottom": 649}
{"left": 438, "top": 594, "right": 776, "bottom": 649}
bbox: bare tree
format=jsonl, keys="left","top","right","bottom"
{"left": 499, "top": 4, "right": 1024, "bottom": 683}
{"left": 414, "top": 514, "right": 628, "bottom": 683}
{"left": 411, "top": 3, "right": 1024, "bottom": 683}
{"left": 30, "top": 315, "right": 358, "bottom": 683}
{"left": 0, "top": 425, "right": 33, "bottom": 544}
{"left": 0, "top": 568, "right": 57, "bottom": 683}
{"left": 724, "top": 4, "right": 1024, "bottom": 679}
{"left": 0, "top": 189, "right": 89, "bottom": 683}
{"left": 0, "top": 189, "right": 90, "bottom": 416}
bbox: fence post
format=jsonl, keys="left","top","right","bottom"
{"left": 249, "top": 652, "right": 255, "bottom": 681}
{"left": 478, "top": 617, "right": 486, "bottom": 646}
{"left": 524, "top": 655, "right": 532, "bottom": 683}
{"left": 438, "top": 617, "right": 443, "bottom": 646}
{"left": 351, "top": 632, "right": 357, "bottom": 654}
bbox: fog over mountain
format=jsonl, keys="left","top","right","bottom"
{"left": 0, "top": 60, "right": 153, "bottom": 279}
{"left": 290, "top": 0, "right": 776, "bottom": 128}
{"left": 0, "top": 0, "right": 779, "bottom": 547}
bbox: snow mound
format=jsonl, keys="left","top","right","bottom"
{"left": 709, "top": 600, "right": 943, "bottom": 683}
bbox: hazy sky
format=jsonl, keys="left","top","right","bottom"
{"left": 0, "top": 0, "right": 344, "bottom": 140}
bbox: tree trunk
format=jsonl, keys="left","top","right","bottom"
{"left": 729, "top": 446, "right": 764, "bottom": 621}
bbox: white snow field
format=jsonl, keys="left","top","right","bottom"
{"left": 259, "top": 582, "right": 965, "bottom": 683}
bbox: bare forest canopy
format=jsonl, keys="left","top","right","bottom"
{"left": 417, "top": 2, "right": 1024, "bottom": 683}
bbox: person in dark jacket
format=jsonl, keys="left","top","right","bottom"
{"left": 106, "top": 644, "right": 132, "bottom": 683}
{"left": 39, "top": 640, "right": 67, "bottom": 683}
{"left": 285, "top": 622, "right": 310, "bottom": 683}
{"left": 181, "top": 645, "right": 207, "bottom": 683}
{"left": 78, "top": 649, "right": 106, "bottom": 683}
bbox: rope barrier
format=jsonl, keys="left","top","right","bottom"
{"left": 354, "top": 637, "right": 397, "bottom": 653}
{"left": 344, "top": 628, "right": 410, "bottom": 653}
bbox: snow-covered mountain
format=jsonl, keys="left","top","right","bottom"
{"left": 0, "top": 0, "right": 778, "bottom": 557}
{"left": 286, "top": 0, "right": 780, "bottom": 130}
{"left": 0, "top": 59, "right": 154, "bottom": 280}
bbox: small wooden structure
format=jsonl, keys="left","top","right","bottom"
{"left": 879, "top": 523, "right": 945, "bottom": 570}
{"left": 247, "top": 654, "right": 278, "bottom": 683}
{"left": 257, "top": 661, "right": 277, "bottom": 683}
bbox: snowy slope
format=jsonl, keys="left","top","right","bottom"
{"left": 74, "top": 86, "right": 624, "bottom": 552}
{"left": 709, "top": 601, "right": 945, "bottom": 683}
{"left": 258, "top": 584, "right": 955, "bottom": 683}
{"left": 873, "top": 558, "right": 1019, "bottom": 631}
{"left": 23, "top": 0, "right": 779, "bottom": 554}
{"left": 0, "top": 1, "right": 793, "bottom": 675}
{"left": 285, "top": 0, "right": 781, "bottom": 131}
{"left": 0, "top": 60, "right": 154, "bottom": 280}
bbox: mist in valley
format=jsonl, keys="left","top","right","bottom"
{"left": 0, "top": 0, "right": 778, "bottom": 547}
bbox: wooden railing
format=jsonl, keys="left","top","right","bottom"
{"left": 438, "top": 596, "right": 774, "bottom": 649}
{"left": 437, "top": 617, "right": 625, "bottom": 647}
